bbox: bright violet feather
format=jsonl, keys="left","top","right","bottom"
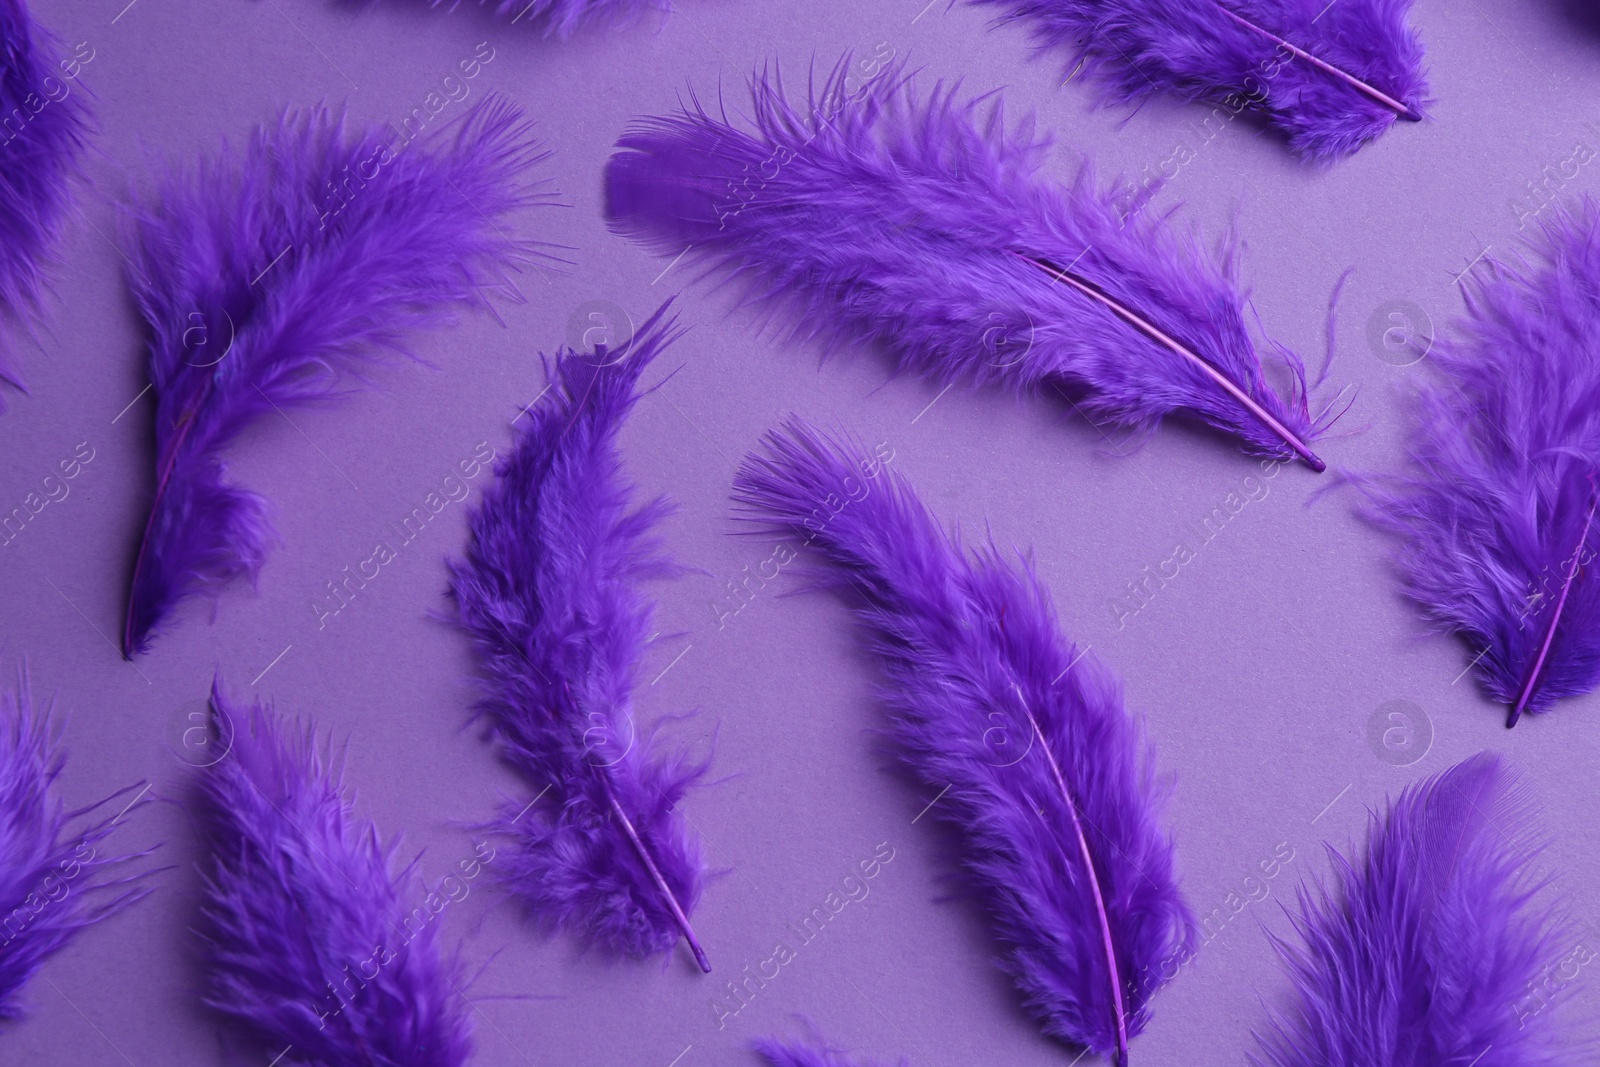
{"left": 196, "top": 683, "right": 473, "bottom": 1067}
{"left": 1254, "top": 753, "right": 1582, "bottom": 1067}
{"left": 1365, "top": 198, "right": 1600, "bottom": 727}
{"left": 0, "top": 0, "right": 91, "bottom": 399}
{"left": 0, "top": 675, "right": 152, "bottom": 1024}
{"left": 363, "top": 0, "right": 666, "bottom": 37}
{"left": 448, "top": 303, "right": 711, "bottom": 970}
{"left": 972, "top": 0, "right": 1428, "bottom": 161}
{"left": 754, "top": 1032, "right": 907, "bottom": 1067}
{"left": 122, "top": 95, "right": 549, "bottom": 657}
{"left": 733, "top": 420, "right": 1193, "bottom": 1064}
{"left": 605, "top": 65, "right": 1332, "bottom": 471}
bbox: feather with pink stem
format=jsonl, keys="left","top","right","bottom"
{"left": 606, "top": 64, "right": 1333, "bottom": 471}
{"left": 0, "top": 674, "right": 153, "bottom": 1024}
{"left": 358, "top": 0, "right": 667, "bottom": 37}
{"left": 1254, "top": 752, "right": 1586, "bottom": 1067}
{"left": 733, "top": 419, "right": 1193, "bottom": 1064}
{"left": 972, "top": 0, "right": 1428, "bottom": 162}
{"left": 1363, "top": 198, "right": 1600, "bottom": 727}
{"left": 195, "top": 682, "right": 474, "bottom": 1067}
{"left": 121, "top": 94, "right": 550, "bottom": 657}
{"left": 447, "top": 302, "right": 711, "bottom": 970}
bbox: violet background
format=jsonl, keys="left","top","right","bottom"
{"left": 3, "top": 0, "right": 1599, "bottom": 1063}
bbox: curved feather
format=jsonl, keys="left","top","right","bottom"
{"left": 122, "top": 94, "right": 549, "bottom": 657}
{"left": 605, "top": 65, "right": 1330, "bottom": 470}
{"left": 1254, "top": 753, "right": 1583, "bottom": 1067}
{"left": 1364, "top": 198, "right": 1600, "bottom": 726}
{"left": 447, "top": 303, "right": 711, "bottom": 968}
{"left": 732, "top": 419, "right": 1193, "bottom": 1062}
{"left": 196, "top": 683, "right": 473, "bottom": 1067}
{"left": 973, "top": 0, "right": 1428, "bottom": 161}
{"left": 0, "top": 674, "right": 152, "bottom": 1024}
{"left": 0, "top": 0, "right": 91, "bottom": 399}
{"left": 358, "top": 0, "right": 667, "bottom": 37}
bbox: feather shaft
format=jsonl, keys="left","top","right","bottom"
{"left": 1509, "top": 478, "right": 1598, "bottom": 728}
{"left": 600, "top": 774, "right": 711, "bottom": 972}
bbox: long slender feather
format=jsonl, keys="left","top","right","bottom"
{"left": 358, "top": 0, "right": 667, "bottom": 37}
{"left": 972, "top": 0, "right": 1428, "bottom": 161}
{"left": 121, "top": 94, "right": 549, "bottom": 657}
{"left": 605, "top": 64, "right": 1331, "bottom": 470}
{"left": 196, "top": 682, "right": 474, "bottom": 1067}
{"left": 0, "top": 674, "right": 152, "bottom": 1024}
{"left": 1363, "top": 197, "right": 1600, "bottom": 727}
{"left": 447, "top": 303, "right": 711, "bottom": 970}
{"left": 1254, "top": 753, "right": 1584, "bottom": 1067}
{"left": 732, "top": 419, "right": 1193, "bottom": 1063}
{"left": 0, "top": 0, "right": 92, "bottom": 399}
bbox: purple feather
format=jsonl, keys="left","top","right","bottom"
{"left": 753, "top": 1032, "right": 907, "bottom": 1067}
{"left": 0, "top": 674, "right": 152, "bottom": 1024}
{"left": 196, "top": 682, "right": 473, "bottom": 1067}
{"left": 732, "top": 420, "right": 1194, "bottom": 1064}
{"left": 1254, "top": 753, "right": 1584, "bottom": 1067}
{"left": 606, "top": 64, "right": 1332, "bottom": 471}
{"left": 1363, "top": 198, "right": 1600, "bottom": 727}
{"left": 359, "top": 0, "right": 667, "bottom": 37}
{"left": 0, "top": 0, "right": 91, "bottom": 399}
{"left": 121, "top": 95, "right": 549, "bottom": 657}
{"left": 447, "top": 303, "right": 711, "bottom": 970}
{"left": 972, "top": 0, "right": 1428, "bottom": 161}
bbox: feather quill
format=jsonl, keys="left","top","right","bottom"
{"left": 447, "top": 303, "right": 711, "bottom": 970}
{"left": 360, "top": 0, "right": 666, "bottom": 37}
{"left": 972, "top": 0, "right": 1428, "bottom": 161}
{"left": 122, "top": 94, "right": 548, "bottom": 657}
{"left": 196, "top": 682, "right": 474, "bottom": 1067}
{"left": 0, "top": 675, "right": 152, "bottom": 1024}
{"left": 606, "top": 65, "right": 1331, "bottom": 471}
{"left": 0, "top": 0, "right": 91, "bottom": 398}
{"left": 1254, "top": 752, "right": 1584, "bottom": 1067}
{"left": 1364, "top": 198, "right": 1600, "bottom": 727}
{"left": 732, "top": 419, "right": 1193, "bottom": 1063}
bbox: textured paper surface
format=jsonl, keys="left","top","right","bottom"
{"left": 3, "top": 1, "right": 1599, "bottom": 1064}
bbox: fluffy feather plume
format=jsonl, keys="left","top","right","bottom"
{"left": 733, "top": 420, "right": 1193, "bottom": 1063}
{"left": 1254, "top": 753, "right": 1583, "bottom": 1067}
{"left": 196, "top": 683, "right": 473, "bottom": 1067}
{"left": 1365, "top": 198, "right": 1600, "bottom": 727}
{"left": 122, "top": 94, "right": 548, "bottom": 657}
{"left": 0, "top": 0, "right": 92, "bottom": 397}
{"left": 447, "top": 303, "right": 711, "bottom": 969}
{"left": 973, "top": 0, "right": 1427, "bottom": 161}
{"left": 360, "top": 0, "right": 666, "bottom": 37}
{"left": 0, "top": 675, "right": 152, "bottom": 1024}
{"left": 606, "top": 64, "right": 1332, "bottom": 471}
{"left": 753, "top": 1032, "right": 907, "bottom": 1067}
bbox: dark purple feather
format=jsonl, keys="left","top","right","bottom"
{"left": 1364, "top": 198, "right": 1600, "bottom": 727}
{"left": 0, "top": 674, "right": 152, "bottom": 1024}
{"left": 972, "top": 0, "right": 1428, "bottom": 161}
{"left": 122, "top": 95, "right": 549, "bottom": 657}
{"left": 733, "top": 419, "right": 1193, "bottom": 1063}
{"left": 447, "top": 303, "right": 711, "bottom": 969}
{"left": 359, "top": 0, "right": 666, "bottom": 37}
{"left": 1254, "top": 753, "right": 1584, "bottom": 1067}
{"left": 606, "top": 65, "right": 1332, "bottom": 471}
{"left": 196, "top": 682, "right": 473, "bottom": 1067}
{"left": 0, "top": 0, "right": 91, "bottom": 400}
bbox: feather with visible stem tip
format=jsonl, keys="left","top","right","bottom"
{"left": 753, "top": 1031, "right": 907, "bottom": 1067}
{"left": 732, "top": 419, "right": 1193, "bottom": 1064}
{"left": 1254, "top": 752, "right": 1584, "bottom": 1067}
{"left": 121, "top": 94, "right": 550, "bottom": 658}
{"left": 356, "top": 0, "right": 667, "bottom": 37}
{"left": 196, "top": 682, "right": 474, "bottom": 1067}
{"left": 1363, "top": 198, "right": 1600, "bottom": 727}
{"left": 605, "top": 63, "right": 1334, "bottom": 471}
{"left": 0, "top": 673, "right": 153, "bottom": 1025}
{"left": 971, "top": 0, "right": 1428, "bottom": 161}
{"left": 447, "top": 302, "right": 711, "bottom": 970}
{"left": 0, "top": 0, "right": 92, "bottom": 400}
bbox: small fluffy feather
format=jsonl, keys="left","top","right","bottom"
{"left": 362, "top": 0, "right": 666, "bottom": 37}
{"left": 606, "top": 64, "right": 1328, "bottom": 466}
{"left": 1365, "top": 198, "right": 1600, "bottom": 723}
{"left": 754, "top": 1033, "right": 907, "bottom": 1067}
{"left": 0, "top": 676, "right": 151, "bottom": 1024}
{"left": 196, "top": 684, "right": 473, "bottom": 1067}
{"left": 122, "top": 95, "right": 548, "bottom": 656}
{"left": 448, "top": 303, "right": 709, "bottom": 961}
{"left": 973, "top": 0, "right": 1428, "bottom": 161}
{"left": 733, "top": 420, "right": 1193, "bottom": 1058}
{"left": 1254, "top": 753, "right": 1583, "bottom": 1067}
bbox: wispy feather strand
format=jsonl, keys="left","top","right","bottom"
{"left": 753, "top": 1031, "right": 907, "bottom": 1067}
